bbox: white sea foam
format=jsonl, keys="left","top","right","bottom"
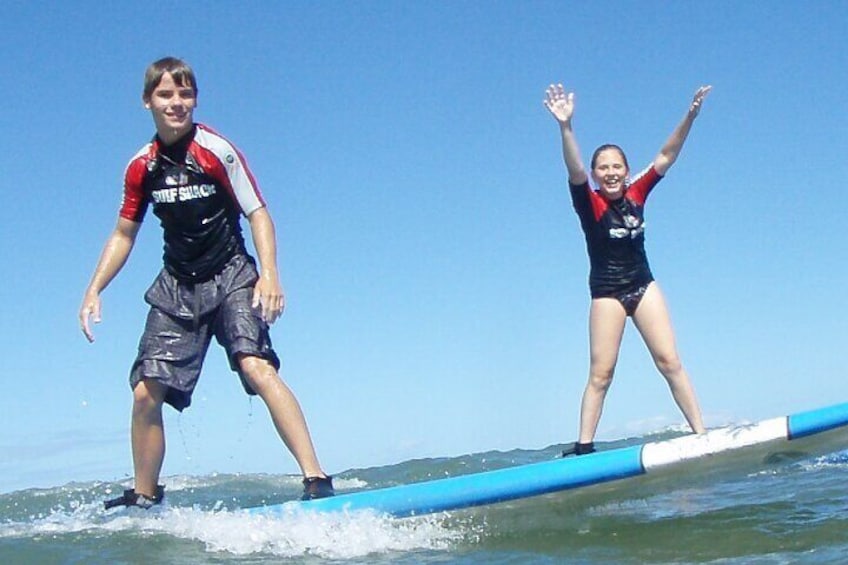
{"left": 1, "top": 499, "right": 469, "bottom": 560}
{"left": 163, "top": 507, "right": 463, "bottom": 559}
{"left": 800, "top": 449, "right": 848, "bottom": 470}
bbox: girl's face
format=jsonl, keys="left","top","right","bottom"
{"left": 592, "top": 148, "right": 628, "bottom": 200}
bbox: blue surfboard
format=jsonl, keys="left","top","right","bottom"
{"left": 246, "top": 401, "right": 848, "bottom": 519}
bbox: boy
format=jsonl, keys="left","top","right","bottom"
{"left": 80, "top": 57, "right": 334, "bottom": 507}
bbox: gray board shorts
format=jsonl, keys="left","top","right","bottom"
{"left": 130, "top": 253, "right": 280, "bottom": 411}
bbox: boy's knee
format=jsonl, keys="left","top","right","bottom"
{"left": 132, "top": 379, "right": 165, "bottom": 414}
{"left": 238, "top": 355, "right": 278, "bottom": 389}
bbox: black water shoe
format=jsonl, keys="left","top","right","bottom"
{"left": 301, "top": 476, "right": 335, "bottom": 500}
{"left": 561, "top": 441, "right": 596, "bottom": 457}
{"left": 104, "top": 485, "right": 165, "bottom": 510}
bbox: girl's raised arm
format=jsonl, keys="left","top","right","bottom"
{"left": 544, "top": 83, "right": 588, "bottom": 185}
{"left": 653, "top": 85, "right": 712, "bottom": 176}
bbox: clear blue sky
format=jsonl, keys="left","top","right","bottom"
{"left": 1, "top": 1, "right": 846, "bottom": 494}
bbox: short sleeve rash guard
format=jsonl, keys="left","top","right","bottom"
{"left": 569, "top": 165, "right": 662, "bottom": 297}
{"left": 119, "top": 124, "right": 267, "bottom": 282}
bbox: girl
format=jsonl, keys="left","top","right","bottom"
{"left": 544, "top": 83, "right": 711, "bottom": 455}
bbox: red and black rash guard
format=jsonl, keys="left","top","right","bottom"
{"left": 120, "top": 124, "right": 266, "bottom": 283}
{"left": 569, "top": 165, "right": 663, "bottom": 298}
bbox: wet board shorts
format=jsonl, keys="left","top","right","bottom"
{"left": 129, "top": 253, "right": 280, "bottom": 411}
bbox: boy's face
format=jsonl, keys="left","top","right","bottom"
{"left": 144, "top": 72, "right": 197, "bottom": 143}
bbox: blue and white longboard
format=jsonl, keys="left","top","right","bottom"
{"left": 247, "top": 401, "right": 848, "bottom": 519}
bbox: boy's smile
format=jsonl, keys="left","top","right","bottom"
{"left": 144, "top": 72, "right": 196, "bottom": 144}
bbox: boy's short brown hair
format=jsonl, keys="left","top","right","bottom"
{"left": 143, "top": 57, "right": 197, "bottom": 101}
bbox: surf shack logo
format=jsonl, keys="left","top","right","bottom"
{"left": 152, "top": 183, "right": 217, "bottom": 204}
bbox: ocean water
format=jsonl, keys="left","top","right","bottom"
{"left": 2, "top": 434, "right": 847, "bottom": 564}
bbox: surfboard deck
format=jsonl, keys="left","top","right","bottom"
{"left": 246, "top": 401, "right": 848, "bottom": 519}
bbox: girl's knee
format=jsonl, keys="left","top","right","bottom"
{"left": 588, "top": 366, "right": 615, "bottom": 391}
{"left": 655, "top": 355, "right": 683, "bottom": 378}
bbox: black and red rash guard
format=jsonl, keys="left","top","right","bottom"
{"left": 569, "top": 165, "right": 663, "bottom": 298}
{"left": 119, "top": 124, "right": 266, "bottom": 283}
